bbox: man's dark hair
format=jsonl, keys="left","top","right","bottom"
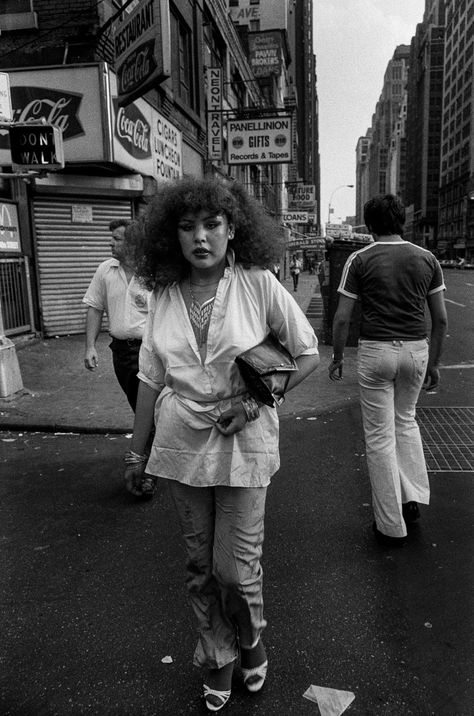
{"left": 109, "top": 219, "right": 131, "bottom": 231}
{"left": 363, "top": 194, "right": 405, "bottom": 236}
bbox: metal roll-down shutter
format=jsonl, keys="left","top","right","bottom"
{"left": 33, "top": 198, "right": 132, "bottom": 336}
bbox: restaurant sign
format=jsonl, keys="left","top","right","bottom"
{"left": 113, "top": 0, "right": 170, "bottom": 106}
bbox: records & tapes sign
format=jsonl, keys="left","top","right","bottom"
{"left": 227, "top": 115, "right": 292, "bottom": 165}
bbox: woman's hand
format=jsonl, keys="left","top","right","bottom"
{"left": 216, "top": 402, "right": 248, "bottom": 436}
{"left": 124, "top": 463, "right": 147, "bottom": 496}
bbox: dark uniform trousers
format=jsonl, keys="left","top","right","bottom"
{"left": 109, "top": 338, "right": 142, "bottom": 412}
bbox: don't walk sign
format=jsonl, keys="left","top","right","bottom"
{"left": 8, "top": 124, "right": 65, "bottom": 172}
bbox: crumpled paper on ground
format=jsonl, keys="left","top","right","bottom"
{"left": 303, "top": 685, "right": 355, "bottom": 716}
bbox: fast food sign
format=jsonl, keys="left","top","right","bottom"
{"left": 227, "top": 115, "right": 292, "bottom": 165}
{"left": 113, "top": 0, "right": 170, "bottom": 106}
{"left": 0, "top": 201, "right": 20, "bottom": 252}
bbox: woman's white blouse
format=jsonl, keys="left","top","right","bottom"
{"left": 138, "top": 256, "right": 318, "bottom": 488}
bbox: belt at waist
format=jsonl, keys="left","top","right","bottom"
{"left": 110, "top": 337, "right": 142, "bottom": 347}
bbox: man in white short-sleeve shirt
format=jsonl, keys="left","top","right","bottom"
{"left": 83, "top": 219, "right": 151, "bottom": 412}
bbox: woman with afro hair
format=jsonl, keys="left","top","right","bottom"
{"left": 124, "top": 176, "right": 319, "bottom": 711}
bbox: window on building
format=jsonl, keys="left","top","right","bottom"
{"left": 203, "top": 14, "right": 227, "bottom": 95}
{"left": 0, "top": 0, "right": 38, "bottom": 31}
{"left": 170, "top": 6, "right": 196, "bottom": 111}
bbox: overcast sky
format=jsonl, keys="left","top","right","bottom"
{"left": 313, "top": 0, "right": 426, "bottom": 227}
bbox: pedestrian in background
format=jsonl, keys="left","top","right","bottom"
{"left": 273, "top": 261, "right": 281, "bottom": 281}
{"left": 124, "top": 176, "right": 319, "bottom": 711}
{"left": 328, "top": 194, "right": 447, "bottom": 547}
{"left": 289, "top": 253, "right": 302, "bottom": 291}
{"left": 83, "top": 219, "right": 151, "bottom": 414}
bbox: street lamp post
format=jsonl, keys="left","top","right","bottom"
{"left": 327, "top": 184, "right": 354, "bottom": 225}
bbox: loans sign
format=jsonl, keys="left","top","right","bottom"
{"left": 281, "top": 211, "right": 308, "bottom": 224}
{"left": 227, "top": 115, "right": 292, "bottom": 165}
{"left": 113, "top": 0, "right": 169, "bottom": 106}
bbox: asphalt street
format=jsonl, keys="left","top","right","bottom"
{"left": 1, "top": 268, "right": 473, "bottom": 715}
{"left": 1, "top": 406, "right": 473, "bottom": 716}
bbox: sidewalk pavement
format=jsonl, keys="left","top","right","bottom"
{"left": 0, "top": 272, "right": 360, "bottom": 433}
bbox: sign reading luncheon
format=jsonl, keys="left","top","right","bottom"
{"left": 227, "top": 116, "right": 292, "bottom": 165}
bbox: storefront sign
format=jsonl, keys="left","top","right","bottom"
{"left": 114, "top": 99, "right": 151, "bottom": 160}
{"left": 0, "top": 66, "right": 104, "bottom": 166}
{"left": 113, "top": 0, "right": 170, "bottom": 106}
{"left": 248, "top": 31, "right": 282, "bottom": 78}
{"left": 287, "top": 183, "right": 316, "bottom": 210}
{"left": 0, "top": 65, "right": 182, "bottom": 183}
{"left": 281, "top": 211, "right": 308, "bottom": 224}
{"left": 206, "top": 67, "right": 222, "bottom": 161}
{"left": 0, "top": 201, "right": 20, "bottom": 252}
{"left": 227, "top": 115, "right": 292, "bottom": 165}
{"left": 0, "top": 72, "right": 12, "bottom": 121}
{"left": 111, "top": 73, "right": 182, "bottom": 182}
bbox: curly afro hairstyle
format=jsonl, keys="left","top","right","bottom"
{"left": 134, "top": 175, "right": 286, "bottom": 288}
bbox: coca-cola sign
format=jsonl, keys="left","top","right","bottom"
{"left": 117, "top": 39, "right": 157, "bottom": 96}
{"left": 0, "top": 86, "right": 83, "bottom": 150}
{"left": 113, "top": 99, "right": 151, "bottom": 159}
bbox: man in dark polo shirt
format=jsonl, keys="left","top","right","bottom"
{"left": 328, "top": 194, "right": 447, "bottom": 547}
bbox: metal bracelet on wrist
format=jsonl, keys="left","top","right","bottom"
{"left": 241, "top": 396, "right": 260, "bottom": 422}
{"left": 124, "top": 449, "right": 148, "bottom": 465}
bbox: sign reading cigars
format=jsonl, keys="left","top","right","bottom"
{"left": 113, "top": 0, "right": 169, "bottom": 106}
{"left": 227, "top": 115, "right": 292, "bottom": 165}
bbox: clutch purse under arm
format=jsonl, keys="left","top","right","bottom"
{"left": 235, "top": 333, "right": 298, "bottom": 407}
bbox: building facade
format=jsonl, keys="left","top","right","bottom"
{"left": 0, "top": 0, "right": 317, "bottom": 337}
{"left": 438, "top": 0, "right": 474, "bottom": 260}
{"left": 404, "top": 1, "right": 445, "bottom": 248}
{"left": 366, "top": 45, "right": 410, "bottom": 201}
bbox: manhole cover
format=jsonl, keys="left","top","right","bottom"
{"left": 417, "top": 406, "right": 474, "bottom": 472}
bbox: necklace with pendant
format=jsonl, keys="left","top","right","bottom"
{"left": 188, "top": 278, "right": 219, "bottom": 346}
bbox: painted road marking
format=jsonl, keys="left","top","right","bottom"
{"left": 440, "top": 363, "right": 474, "bottom": 369}
{"left": 445, "top": 298, "right": 466, "bottom": 307}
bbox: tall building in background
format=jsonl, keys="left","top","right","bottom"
{"left": 293, "top": 0, "right": 321, "bottom": 233}
{"left": 404, "top": 1, "right": 446, "bottom": 248}
{"left": 366, "top": 45, "right": 410, "bottom": 200}
{"left": 438, "top": 0, "right": 474, "bottom": 260}
{"left": 355, "top": 134, "right": 371, "bottom": 227}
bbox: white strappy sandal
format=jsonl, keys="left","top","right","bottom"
{"left": 203, "top": 684, "right": 231, "bottom": 712}
{"left": 241, "top": 660, "right": 268, "bottom": 693}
